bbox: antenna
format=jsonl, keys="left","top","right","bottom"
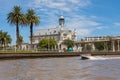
{"left": 61, "top": 11, "right": 63, "bottom": 16}
{"left": 59, "top": 10, "right": 63, "bottom": 16}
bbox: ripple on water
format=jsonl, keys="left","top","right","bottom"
{"left": 0, "top": 57, "right": 120, "bottom": 80}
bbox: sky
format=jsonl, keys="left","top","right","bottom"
{"left": 0, "top": 0, "right": 120, "bottom": 45}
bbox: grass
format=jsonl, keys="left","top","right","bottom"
{"left": 0, "top": 49, "right": 58, "bottom": 53}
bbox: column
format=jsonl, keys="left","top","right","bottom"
{"left": 118, "top": 40, "right": 120, "bottom": 51}
{"left": 92, "top": 43, "right": 95, "bottom": 51}
{"left": 104, "top": 42, "right": 108, "bottom": 51}
{"left": 78, "top": 44, "right": 82, "bottom": 52}
{"left": 55, "top": 45, "right": 57, "bottom": 50}
{"left": 84, "top": 44, "right": 87, "bottom": 51}
{"left": 112, "top": 41, "right": 115, "bottom": 52}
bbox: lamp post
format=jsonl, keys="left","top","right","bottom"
{"left": 48, "top": 38, "right": 49, "bottom": 51}
{"left": 48, "top": 29, "right": 50, "bottom": 51}
{"left": 48, "top": 32, "right": 51, "bottom": 51}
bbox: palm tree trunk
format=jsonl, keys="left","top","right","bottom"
{"left": 16, "top": 21, "right": 19, "bottom": 49}
{"left": 30, "top": 23, "right": 33, "bottom": 49}
{"left": 3, "top": 38, "right": 6, "bottom": 49}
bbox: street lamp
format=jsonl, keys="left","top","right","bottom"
{"left": 48, "top": 29, "right": 50, "bottom": 51}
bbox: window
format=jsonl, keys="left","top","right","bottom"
{"left": 32, "top": 40, "right": 35, "bottom": 42}
{"left": 63, "top": 33, "right": 67, "bottom": 36}
{"left": 54, "top": 30, "right": 56, "bottom": 33}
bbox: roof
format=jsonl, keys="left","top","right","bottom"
{"left": 60, "top": 16, "right": 64, "bottom": 19}
{"left": 34, "top": 27, "right": 61, "bottom": 36}
{"left": 33, "top": 26, "right": 74, "bottom": 36}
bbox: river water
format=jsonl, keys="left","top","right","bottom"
{"left": 0, "top": 56, "right": 120, "bottom": 80}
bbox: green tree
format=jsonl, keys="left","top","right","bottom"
{"left": 95, "top": 42, "right": 104, "bottom": 51}
{"left": 0, "top": 30, "right": 3, "bottom": 48}
{"left": 18, "top": 35, "right": 23, "bottom": 49}
{"left": 86, "top": 44, "right": 92, "bottom": 51}
{"left": 26, "top": 9, "right": 40, "bottom": 49}
{"left": 0, "top": 30, "right": 12, "bottom": 48}
{"left": 49, "top": 38, "right": 57, "bottom": 49}
{"left": 38, "top": 38, "right": 48, "bottom": 49}
{"left": 63, "top": 39, "right": 74, "bottom": 49}
{"left": 7, "top": 6, "right": 27, "bottom": 48}
{"left": 38, "top": 38, "right": 57, "bottom": 50}
{"left": 19, "top": 35, "right": 23, "bottom": 44}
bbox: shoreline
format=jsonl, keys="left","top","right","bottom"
{"left": 0, "top": 52, "right": 120, "bottom": 60}
{"left": 0, "top": 52, "right": 81, "bottom": 60}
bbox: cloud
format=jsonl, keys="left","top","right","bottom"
{"left": 75, "top": 28, "right": 93, "bottom": 40}
{"left": 28, "top": 0, "right": 91, "bottom": 12}
{"left": 28, "top": 0, "right": 104, "bottom": 39}
{"left": 76, "top": 29, "right": 92, "bottom": 36}
{"left": 64, "top": 14, "right": 101, "bottom": 39}
{"left": 114, "top": 22, "right": 120, "bottom": 26}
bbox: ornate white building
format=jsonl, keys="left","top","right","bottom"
{"left": 21, "top": 16, "right": 120, "bottom": 52}
{"left": 31, "top": 16, "right": 77, "bottom": 50}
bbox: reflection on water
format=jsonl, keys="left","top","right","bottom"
{"left": 0, "top": 57, "right": 120, "bottom": 80}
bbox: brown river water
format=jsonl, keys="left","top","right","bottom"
{"left": 0, "top": 56, "right": 120, "bottom": 80}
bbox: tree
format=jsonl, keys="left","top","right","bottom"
{"left": 7, "top": 6, "right": 27, "bottom": 48}
{"left": 86, "top": 44, "right": 92, "bottom": 51}
{"left": 18, "top": 35, "right": 23, "bottom": 49}
{"left": 0, "top": 30, "right": 12, "bottom": 48}
{"left": 26, "top": 9, "right": 40, "bottom": 49}
{"left": 63, "top": 39, "right": 75, "bottom": 49}
{"left": 94, "top": 42, "right": 104, "bottom": 51}
{"left": 19, "top": 35, "right": 23, "bottom": 44}
{"left": 38, "top": 38, "right": 48, "bottom": 49}
{"left": 49, "top": 38, "right": 57, "bottom": 49}
{"left": 38, "top": 38, "right": 57, "bottom": 50}
{"left": 0, "top": 30, "right": 3, "bottom": 48}
{"left": 0, "top": 30, "right": 2, "bottom": 45}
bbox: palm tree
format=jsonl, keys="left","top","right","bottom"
{"left": 2, "top": 32, "right": 12, "bottom": 48}
{"left": 0, "top": 30, "right": 3, "bottom": 48}
{"left": 0, "top": 30, "right": 12, "bottom": 48}
{"left": 7, "top": 6, "right": 27, "bottom": 48}
{"left": 26, "top": 9, "right": 40, "bottom": 49}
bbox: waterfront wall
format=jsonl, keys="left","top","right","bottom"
{"left": 0, "top": 52, "right": 82, "bottom": 59}
{"left": 0, "top": 52, "right": 120, "bottom": 60}
{"left": 91, "top": 52, "right": 120, "bottom": 55}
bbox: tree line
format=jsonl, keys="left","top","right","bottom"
{"left": 38, "top": 38, "right": 75, "bottom": 51}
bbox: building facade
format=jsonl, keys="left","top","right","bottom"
{"left": 21, "top": 16, "right": 120, "bottom": 52}
{"left": 31, "top": 16, "right": 77, "bottom": 50}
{"left": 76, "top": 36, "right": 120, "bottom": 52}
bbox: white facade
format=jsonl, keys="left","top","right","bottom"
{"left": 21, "top": 43, "right": 29, "bottom": 50}
{"left": 78, "top": 36, "right": 120, "bottom": 52}
{"left": 32, "top": 16, "right": 77, "bottom": 50}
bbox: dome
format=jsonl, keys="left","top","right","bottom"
{"left": 60, "top": 16, "right": 64, "bottom": 19}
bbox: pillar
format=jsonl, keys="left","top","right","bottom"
{"left": 112, "top": 41, "right": 115, "bottom": 52}
{"left": 92, "top": 43, "right": 95, "bottom": 51}
{"left": 104, "top": 42, "right": 108, "bottom": 51}
{"left": 84, "top": 44, "right": 87, "bottom": 51}
{"left": 78, "top": 44, "right": 82, "bottom": 52}
{"left": 118, "top": 40, "right": 120, "bottom": 51}
{"left": 55, "top": 45, "right": 57, "bottom": 50}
